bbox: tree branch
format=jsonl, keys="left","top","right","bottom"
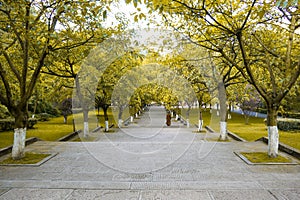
{"left": 0, "top": 63, "right": 12, "bottom": 107}
{"left": 0, "top": 49, "right": 22, "bottom": 82}
{"left": 251, "top": 32, "right": 279, "bottom": 57}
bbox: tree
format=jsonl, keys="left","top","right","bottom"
{"left": 41, "top": 3, "right": 116, "bottom": 137}
{"left": 133, "top": 0, "right": 300, "bottom": 157}
{"left": 59, "top": 98, "right": 72, "bottom": 124}
{"left": 44, "top": 36, "right": 105, "bottom": 137}
{"left": 0, "top": 0, "right": 111, "bottom": 159}
{"left": 95, "top": 49, "right": 144, "bottom": 131}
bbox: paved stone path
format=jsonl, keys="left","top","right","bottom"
{"left": 0, "top": 106, "right": 300, "bottom": 199}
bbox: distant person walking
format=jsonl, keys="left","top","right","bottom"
{"left": 166, "top": 111, "right": 171, "bottom": 126}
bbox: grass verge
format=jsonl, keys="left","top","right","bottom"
{"left": 227, "top": 113, "right": 300, "bottom": 151}
{"left": 0, "top": 108, "right": 117, "bottom": 148}
{"left": 0, "top": 153, "right": 51, "bottom": 165}
{"left": 187, "top": 109, "right": 300, "bottom": 151}
{"left": 240, "top": 152, "right": 292, "bottom": 163}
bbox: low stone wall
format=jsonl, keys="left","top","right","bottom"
{"left": 57, "top": 130, "right": 81, "bottom": 141}
{"left": 227, "top": 130, "right": 247, "bottom": 142}
{"left": 256, "top": 137, "right": 300, "bottom": 160}
{"left": 0, "top": 137, "right": 39, "bottom": 157}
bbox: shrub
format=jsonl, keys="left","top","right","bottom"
{"left": 0, "top": 119, "right": 14, "bottom": 131}
{"left": 0, "top": 118, "right": 37, "bottom": 131}
{"left": 0, "top": 104, "right": 10, "bottom": 119}
{"left": 35, "top": 113, "right": 52, "bottom": 121}
{"left": 277, "top": 118, "right": 300, "bottom": 131}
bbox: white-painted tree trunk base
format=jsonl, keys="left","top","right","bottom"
{"left": 118, "top": 119, "right": 123, "bottom": 128}
{"left": 12, "top": 128, "right": 26, "bottom": 159}
{"left": 135, "top": 113, "right": 138, "bottom": 118}
{"left": 64, "top": 117, "right": 67, "bottom": 124}
{"left": 105, "top": 121, "right": 109, "bottom": 132}
{"left": 198, "top": 120, "right": 203, "bottom": 131}
{"left": 83, "top": 122, "right": 89, "bottom": 138}
{"left": 130, "top": 116, "right": 134, "bottom": 122}
{"left": 228, "top": 114, "right": 231, "bottom": 119}
{"left": 219, "top": 121, "right": 227, "bottom": 140}
{"left": 268, "top": 126, "right": 279, "bottom": 157}
{"left": 171, "top": 112, "right": 174, "bottom": 118}
{"left": 216, "top": 111, "right": 219, "bottom": 116}
{"left": 175, "top": 114, "right": 179, "bottom": 120}
{"left": 186, "top": 119, "right": 190, "bottom": 128}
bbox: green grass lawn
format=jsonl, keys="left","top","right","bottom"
{"left": 181, "top": 108, "right": 212, "bottom": 128}
{"left": 83, "top": 108, "right": 116, "bottom": 128}
{"left": 1, "top": 107, "right": 299, "bottom": 152}
{"left": 227, "top": 112, "right": 300, "bottom": 150}
{"left": 186, "top": 108, "right": 300, "bottom": 151}
{"left": 241, "top": 152, "right": 292, "bottom": 163}
{"left": 0, "top": 108, "right": 116, "bottom": 148}
{"left": 0, "top": 153, "right": 51, "bottom": 165}
{"left": 227, "top": 112, "right": 268, "bottom": 141}
{"left": 0, "top": 115, "right": 73, "bottom": 148}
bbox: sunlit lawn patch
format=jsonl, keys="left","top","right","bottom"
{"left": 0, "top": 153, "right": 51, "bottom": 165}
{"left": 240, "top": 152, "right": 292, "bottom": 163}
{"left": 0, "top": 116, "right": 73, "bottom": 148}
{"left": 227, "top": 113, "right": 300, "bottom": 150}
{"left": 187, "top": 109, "right": 300, "bottom": 151}
{"left": 0, "top": 109, "right": 117, "bottom": 148}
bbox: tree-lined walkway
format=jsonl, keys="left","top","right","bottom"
{"left": 0, "top": 106, "right": 300, "bottom": 199}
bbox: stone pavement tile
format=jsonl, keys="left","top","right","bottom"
{"left": 270, "top": 189, "right": 300, "bottom": 200}
{"left": 66, "top": 189, "right": 139, "bottom": 200}
{"left": 140, "top": 190, "right": 212, "bottom": 200}
{"left": 0, "top": 188, "right": 73, "bottom": 200}
{"left": 112, "top": 172, "right": 153, "bottom": 182}
{"left": 209, "top": 190, "right": 277, "bottom": 200}
{"left": 130, "top": 181, "right": 261, "bottom": 190}
{"left": 0, "top": 180, "right": 131, "bottom": 189}
{"left": 258, "top": 180, "right": 300, "bottom": 189}
{"left": 0, "top": 189, "right": 8, "bottom": 196}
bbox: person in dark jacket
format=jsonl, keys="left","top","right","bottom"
{"left": 166, "top": 111, "right": 171, "bottom": 126}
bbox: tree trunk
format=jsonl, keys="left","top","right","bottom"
{"left": 103, "top": 106, "right": 109, "bottom": 132}
{"left": 218, "top": 82, "right": 228, "bottom": 140}
{"left": 244, "top": 114, "right": 250, "bottom": 125}
{"left": 83, "top": 108, "right": 89, "bottom": 138}
{"left": 118, "top": 106, "right": 123, "bottom": 128}
{"left": 228, "top": 102, "right": 232, "bottom": 119}
{"left": 12, "top": 109, "right": 28, "bottom": 160}
{"left": 12, "top": 128, "right": 26, "bottom": 160}
{"left": 63, "top": 115, "right": 67, "bottom": 124}
{"left": 266, "top": 105, "right": 279, "bottom": 158}
{"left": 198, "top": 109, "right": 203, "bottom": 131}
{"left": 186, "top": 105, "right": 191, "bottom": 128}
{"left": 216, "top": 103, "right": 220, "bottom": 116}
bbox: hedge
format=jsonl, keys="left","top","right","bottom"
{"left": 0, "top": 118, "right": 37, "bottom": 132}
{"left": 256, "top": 108, "right": 300, "bottom": 119}
{"left": 277, "top": 118, "right": 300, "bottom": 131}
